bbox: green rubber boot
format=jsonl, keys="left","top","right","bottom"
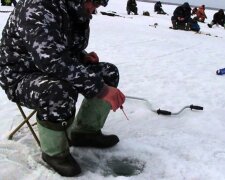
{"left": 37, "top": 118, "right": 81, "bottom": 177}
{"left": 68, "top": 98, "right": 119, "bottom": 148}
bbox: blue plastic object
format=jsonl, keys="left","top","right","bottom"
{"left": 216, "top": 68, "right": 225, "bottom": 75}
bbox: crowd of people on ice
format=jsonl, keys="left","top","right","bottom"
{"left": 126, "top": 0, "right": 225, "bottom": 32}
{"left": 1, "top": 0, "right": 224, "bottom": 32}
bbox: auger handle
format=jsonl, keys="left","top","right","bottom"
{"left": 157, "top": 109, "right": 172, "bottom": 115}
{"left": 190, "top": 105, "right": 203, "bottom": 110}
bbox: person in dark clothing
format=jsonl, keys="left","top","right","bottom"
{"left": 154, "top": 1, "right": 167, "bottom": 15}
{"left": 208, "top": 9, "right": 225, "bottom": 28}
{"left": 171, "top": 2, "right": 192, "bottom": 30}
{"left": 126, "top": 0, "right": 138, "bottom": 15}
{"left": 0, "top": 0, "right": 125, "bottom": 177}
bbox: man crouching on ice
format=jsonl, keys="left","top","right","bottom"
{"left": 0, "top": 0, "right": 125, "bottom": 176}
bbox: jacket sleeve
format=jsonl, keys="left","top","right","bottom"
{"left": 22, "top": 1, "right": 104, "bottom": 98}
{"left": 173, "top": 7, "right": 180, "bottom": 18}
{"left": 185, "top": 9, "right": 191, "bottom": 21}
{"left": 213, "top": 13, "right": 218, "bottom": 21}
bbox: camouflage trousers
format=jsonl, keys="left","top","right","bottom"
{"left": 14, "top": 62, "right": 119, "bottom": 122}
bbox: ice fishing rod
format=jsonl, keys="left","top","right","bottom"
{"left": 126, "top": 96, "right": 203, "bottom": 116}
{"left": 100, "top": 11, "right": 133, "bottom": 19}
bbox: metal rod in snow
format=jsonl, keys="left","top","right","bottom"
{"left": 125, "top": 96, "right": 203, "bottom": 116}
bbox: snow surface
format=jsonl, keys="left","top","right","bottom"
{"left": 1, "top": 1, "right": 225, "bottom": 179}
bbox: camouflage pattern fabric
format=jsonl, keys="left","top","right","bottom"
{"left": 0, "top": 0, "right": 119, "bottom": 122}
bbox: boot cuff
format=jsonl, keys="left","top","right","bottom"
{"left": 37, "top": 116, "right": 74, "bottom": 131}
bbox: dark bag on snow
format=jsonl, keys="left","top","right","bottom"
{"left": 143, "top": 11, "right": 150, "bottom": 16}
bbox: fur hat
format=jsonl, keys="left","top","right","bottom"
{"left": 219, "top": 9, "right": 224, "bottom": 14}
{"left": 182, "top": 2, "right": 190, "bottom": 9}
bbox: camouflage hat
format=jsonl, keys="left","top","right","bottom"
{"left": 92, "top": 0, "right": 109, "bottom": 7}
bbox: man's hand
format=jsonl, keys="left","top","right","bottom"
{"left": 97, "top": 85, "right": 125, "bottom": 111}
{"left": 84, "top": 51, "right": 99, "bottom": 64}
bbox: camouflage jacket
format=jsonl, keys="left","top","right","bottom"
{"left": 0, "top": 0, "right": 104, "bottom": 99}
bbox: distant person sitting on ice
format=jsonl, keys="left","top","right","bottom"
{"left": 1, "top": 0, "right": 17, "bottom": 6}
{"left": 126, "top": 0, "right": 138, "bottom": 15}
{"left": 171, "top": 2, "right": 192, "bottom": 30}
{"left": 195, "top": 5, "right": 207, "bottom": 23}
{"left": 208, "top": 9, "right": 225, "bottom": 28}
{"left": 154, "top": 1, "right": 167, "bottom": 15}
